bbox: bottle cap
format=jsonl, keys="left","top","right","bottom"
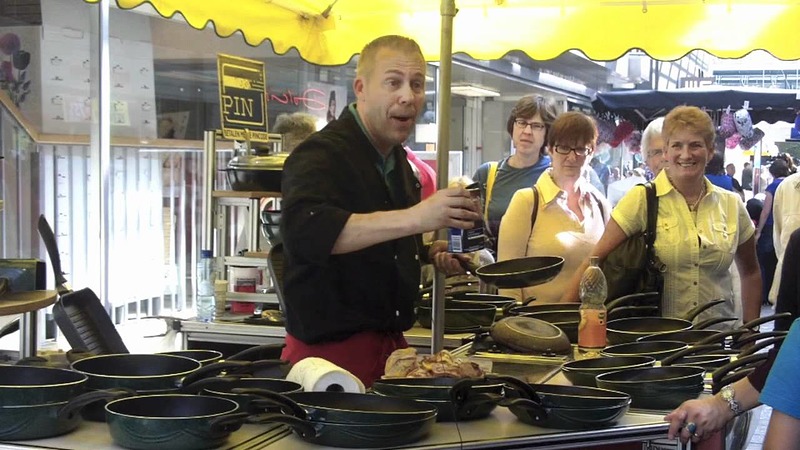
{"left": 201, "top": 249, "right": 213, "bottom": 258}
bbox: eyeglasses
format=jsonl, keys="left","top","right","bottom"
{"left": 553, "top": 144, "right": 593, "bottom": 156}
{"left": 513, "top": 119, "right": 546, "bottom": 131}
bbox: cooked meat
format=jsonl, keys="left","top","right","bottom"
{"left": 383, "top": 348, "right": 484, "bottom": 379}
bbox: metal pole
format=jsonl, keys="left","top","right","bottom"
{"left": 97, "top": 0, "right": 112, "bottom": 317}
{"left": 202, "top": 130, "right": 216, "bottom": 252}
{"left": 432, "top": 0, "right": 456, "bottom": 354}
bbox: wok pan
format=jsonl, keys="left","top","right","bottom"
{"left": 0, "top": 365, "right": 87, "bottom": 406}
{"left": 105, "top": 394, "right": 251, "bottom": 450}
{"left": 601, "top": 340, "right": 689, "bottom": 361}
{"left": 474, "top": 256, "right": 564, "bottom": 289}
{"left": 561, "top": 356, "right": 656, "bottom": 387}
{"left": 595, "top": 366, "right": 705, "bottom": 410}
{"left": 490, "top": 316, "right": 571, "bottom": 355}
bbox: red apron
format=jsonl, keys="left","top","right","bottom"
{"left": 282, "top": 331, "right": 408, "bottom": 388}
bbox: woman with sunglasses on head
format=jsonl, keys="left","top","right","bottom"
{"left": 562, "top": 106, "right": 761, "bottom": 330}
{"left": 497, "top": 111, "right": 610, "bottom": 303}
{"left": 473, "top": 95, "right": 559, "bottom": 256}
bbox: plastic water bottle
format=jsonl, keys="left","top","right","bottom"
{"left": 578, "top": 256, "right": 607, "bottom": 352}
{"left": 196, "top": 250, "right": 216, "bottom": 322}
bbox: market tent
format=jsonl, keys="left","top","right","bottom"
{"left": 91, "top": 0, "right": 800, "bottom": 65}
{"left": 593, "top": 87, "right": 800, "bottom": 128}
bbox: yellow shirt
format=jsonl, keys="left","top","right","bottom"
{"left": 612, "top": 170, "right": 754, "bottom": 325}
{"left": 498, "top": 169, "right": 610, "bottom": 303}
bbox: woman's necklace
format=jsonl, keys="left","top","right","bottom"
{"left": 687, "top": 182, "right": 707, "bottom": 212}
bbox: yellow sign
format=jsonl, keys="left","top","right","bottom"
{"left": 217, "top": 53, "right": 269, "bottom": 142}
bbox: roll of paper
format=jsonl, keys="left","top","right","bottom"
{"left": 286, "top": 357, "right": 365, "bottom": 393}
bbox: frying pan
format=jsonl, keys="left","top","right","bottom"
{"left": 180, "top": 376, "right": 303, "bottom": 412}
{"left": 561, "top": 356, "right": 656, "bottom": 387}
{"left": 601, "top": 340, "right": 689, "bottom": 361}
{"left": 372, "top": 377, "right": 504, "bottom": 422}
{"left": 595, "top": 366, "right": 705, "bottom": 410}
{"left": 711, "top": 353, "right": 770, "bottom": 393}
{"left": 448, "top": 293, "right": 518, "bottom": 315}
{"left": 416, "top": 300, "right": 496, "bottom": 332}
{"left": 489, "top": 316, "right": 571, "bottom": 355}
{"left": 0, "top": 365, "right": 87, "bottom": 406}
{"left": 238, "top": 390, "right": 436, "bottom": 448}
{"left": 638, "top": 327, "right": 748, "bottom": 345}
{"left": 606, "top": 317, "right": 694, "bottom": 345}
{"left": 518, "top": 310, "right": 579, "bottom": 343}
{"left": 474, "top": 256, "right": 564, "bottom": 289}
{"left": 507, "top": 302, "right": 580, "bottom": 316}
{"left": 159, "top": 350, "right": 223, "bottom": 366}
{"left": 489, "top": 375, "right": 631, "bottom": 429}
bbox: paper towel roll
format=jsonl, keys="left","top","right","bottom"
{"left": 286, "top": 357, "right": 365, "bottom": 393}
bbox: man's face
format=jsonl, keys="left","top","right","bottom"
{"left": 726, "top": 164, "right": 735, "bottom": 176}
{"left": 354, "top": 48, "right": 426, "bottom": 154}
{"left": 645, "top": 135, "right": 667, "bottom": 175}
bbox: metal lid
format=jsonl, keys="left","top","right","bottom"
{"left": 227, "top": 152, "right": 289, "bottom": 170}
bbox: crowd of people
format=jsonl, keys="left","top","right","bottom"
{"left": 270, "top": 33, "right": 800, "bottom": 448}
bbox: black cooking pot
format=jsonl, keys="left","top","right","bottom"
{"left": 601, "top": 340, "right": 689, "bottom": 361}
{"left": 0, "top": 365, "right": 87, "bottom": 406}
{"left": 595, "top": 366, "right": 705, "bottom": 410}
{"left": 105, "top": 394, "right": 251, "bottom": 450}
{"left": 416, "top": 300, "right": 496, "bottom": 332}
{"left": 181, "top": 376, "right": 303, "bottom": 412}
{"left": 474, "top": 256, "right": 564, "bottom": 289}
{"left": 241, "top": 390, "right": 437, "bottom": 448}
{"left": 224, "top": 152, "right": 288, "bottom": 192}
{"left": 372, "top": 377, "right": 504, "bottom": 422}
{"left": 561, "top": 356, "right": 656, "bottom": 387}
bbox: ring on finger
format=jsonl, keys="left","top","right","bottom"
{"left": 686, "top": 422, "right": 697, "bottom": 435}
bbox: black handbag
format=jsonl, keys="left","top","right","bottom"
{"left": 601, "top": 183, "right": 665, "bottom": 307}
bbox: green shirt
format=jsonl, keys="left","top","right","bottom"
{"left": 349, "top": 102, "right": 402, "bottom": 205}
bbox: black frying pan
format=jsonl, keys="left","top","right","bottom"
{"left": 601, "top": 340, "right": 689, "bottom": 361}
{"left": 474, "top": 256, "right": 564, "bottom": 289}
{"left": 595, "top": 366, "right": 705, "bottom": 410}
{"left": 607, "top": 318, "right": 694, "bottom": 345}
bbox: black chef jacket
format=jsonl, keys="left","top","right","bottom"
{"left": 280, "top": 106, "right": 424, "bottom": 344}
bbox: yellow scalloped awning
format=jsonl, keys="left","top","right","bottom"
{"left": 88, "top": 0, "right": 800, "bottom": 65}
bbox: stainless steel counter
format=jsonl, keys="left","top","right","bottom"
{"left": 179, "top": 321, "right": 474, "bottom": 352}
{"left": 0, "top": 422, "right": 286, "bottom": 450}
{"left": 255, "top": 407, "right": 672, "bottom": 450}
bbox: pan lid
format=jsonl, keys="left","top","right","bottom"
{"left": 490, "top": 316, "right": 571, "bottom": 355}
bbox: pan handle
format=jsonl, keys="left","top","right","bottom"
{"left": 227, "top": 344, "right": 286, "bottom": 362}
{"left": 37, "top": 215, "right": 70, "bottom": 290}
{"left": 248, "top": 413, "right": 317, "bottom": 438}
{"left": 180, "top": 360, "right": 255, "bottom": 387}
{"left": 57, "top": 388, "right": 136, "bottom": 420}
{"left": 693, "top": 317, "right": 738, "bottom": 330}
{"left": 733, "top": 331, "right": 788, "bottom": 348}
{"left": 712, "top": 369, "right": 756, "bottom": 394}
{"left": 179, "top": 376, "right": 240, "bottom": 394}
{"left": 736, "top": 335, "right": 786, "bottom": 358}
{"left": 695, "top": 328, "right": 750, "bottom": 346}
{"left": 661, "top": 344, "right": 724, "bottom": 366}
{"left": 605, "top": 292, "right": 659, "bottom": 312}
{"left": 679, "top": 299, "right": 726, "bottom": 322}
{"left": 207, "top": 412, "right": 251, "bottom": 433}
{"left": 496, "top": 397, "right": 548, "bottom": 423}
{"left": 741, "top": 312, "right": 793, "bottom": 330}
{"left": 484, "top": 374, "right": 542, "bottom": 404}
{"left": 710, "top": 353, "right": 769, "bottom": 387}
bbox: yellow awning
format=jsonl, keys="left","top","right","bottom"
{"left": 88, "top": 0, "right": 800, "bottom": 65}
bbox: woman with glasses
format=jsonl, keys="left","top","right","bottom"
{"left": 562, "top": 106, "right": 761, "bottom": 330}
{"left": 497, "top": 111, "right": 610, "bottom": 303}
{"left": 473, "top": 95, "right": 559, "bottom": 255}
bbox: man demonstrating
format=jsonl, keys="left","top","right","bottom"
{"left": 279, "top": 35, "right": 478, "bottom": 387}
{"left": 742, "top": 161, "right": 753, "bottom": 191}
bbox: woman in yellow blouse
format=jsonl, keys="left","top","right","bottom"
{"left": 562, "top": 106, "right": 761, "bottom": 327}
{"left": 497, "top": 111, "right": 610, "bottom": 303}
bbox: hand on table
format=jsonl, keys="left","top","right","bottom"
{"left": 664, "top": 395, "right": 732, "bottom": 444}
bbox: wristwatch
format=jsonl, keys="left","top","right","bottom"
{"left": 720, "top": 384, "right": 743, "bottom": 417}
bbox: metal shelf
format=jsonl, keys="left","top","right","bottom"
{"left": 224, "top": 256, "right": 268, "bottom": 267}
{"left": 225, "top": 291, "right": 279, "bottom": 304}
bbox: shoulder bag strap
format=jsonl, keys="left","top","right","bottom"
{"left": 527, "top": 186, "right": 540, "bottom": 242}
{"left": 484, "top": 161, "right": 499, "bottom": 222}
{"left": 644, "top": 182, "right": 662, "bottom": 265}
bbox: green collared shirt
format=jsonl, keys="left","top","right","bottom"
{"left": 349, "top": 102, "right": 402, "bottom": 205}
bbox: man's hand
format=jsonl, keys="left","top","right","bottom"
{"left": 411, "top": 187, "right": 480, "bottom": 234}
{"left": 428, "top": 240, "right": 471, "bottom": 276}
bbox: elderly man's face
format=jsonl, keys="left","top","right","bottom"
{"left": 645, "top": 135, "right": 667, "bottom": 175}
